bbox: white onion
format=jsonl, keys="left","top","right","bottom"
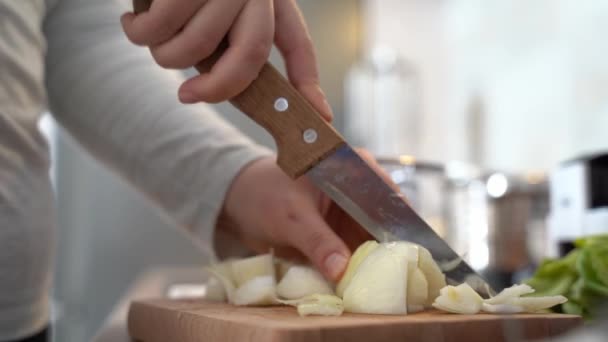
{"left": 232, "top": 276, "right": 277, "bottom": 306}
{"left": 336, "top": 240, "right": 379, "bottom": 298}
{"left": 432, "top": 283, "right": 484, "bottom": 314}
{"left": 484, "top": 284, "right": 535, "bottom": 305}
{"left": 482, "top": 303, "right": 525, "bottom": 314}
{"left": 206, "top": 266, "right": 236, "bottom": 303}
{"left": 276, "top": 265, "right": 333, "bottom": 300}
{"left": 278, "top": 294, "right": 344, "bottom": 316}
{"left": 204, "top": 276, "right": 227, "bottom": 302}
{"left": 342, "top": 244, "right": 409, "bottom": 314}
{"left": 230, "top": 254, "right": 275, "bottom": 288}
{"left": 407, "top": 268, "right": 429, "bottom": 308}
{"left": 434, "top": 282, "right": 568, "bottom": 315}
{"left": 418, "top": 247, "right": 447, "bottom": 306}
{"left": 275, "top": 258, "right": 295, "bottom": 280}
{"left": 496, "top": 296, "right": 567, "bottom": 313}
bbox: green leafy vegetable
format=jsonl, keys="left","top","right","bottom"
{"left": 589, "top": 247, "right": 608, "bottom": 286}
{"left": 562, "top": 301, "right": 583, "bottom": 316}
{"left": 525, "top": 234, "right": 608, "bottom": 320}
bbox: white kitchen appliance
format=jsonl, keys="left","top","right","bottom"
{"left": 548, "top": 153, "right": 608, "bottom": 257}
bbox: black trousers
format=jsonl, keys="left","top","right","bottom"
{"left": 9, "top": 327, "right": 48, "bottom": 342}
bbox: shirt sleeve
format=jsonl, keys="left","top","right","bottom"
{"left": 43, "top": 0, "right": 273, "bottom": 259}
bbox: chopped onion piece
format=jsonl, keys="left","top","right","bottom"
{"left": 275, "top": 258, "right": 295, "bottom": 280}
{"left": 435, "top": 283, "right": 569, "bottom": 315}
{"left": 232, "top": 276, "right": 277, "bottom": 306}
{"left": 276, "top": 265, "right": 333, "bottom": 300}
{"left": 417, "top": 247, "right": 447, "bottom": 306}
{"left": 482, "top": 303, "right": 525, "bottom": 314}
{"left": 484, "top": 284, "right": 535, "bottom": 305}
{"left": 439, "top": 257, "right": 463, "bottom": 272}
{"left": 407, "top": 304, "right": 425, "bottom": 313}
{"left": 343, "top": 245, "right": 409, "bottom": 314}
{"left": 298, "top": 303, "right": 342, "bottom": 316}
{"left": 206, "top": 266, "right": 236, "bottom": 303}
{"left": 204, "top": 276, "right": 227, "bottom": 302}
{"left": 336, "top": 241, "right": 379, "bottom": 297}
{"left": 279, "top": 294, "right": 344, "bottom": 316}
{"left": 508, "top": 296, "right": 568, "bottom": 312}
{"left": 432, "top": 283, "right": 483, "bottom": 314}
{"left": 482, "top": 290, "right": 567, "bottom": 314}
{"left": 407, "top": 268, "right": 428, "bottom": 308}
{"left": 384, "top": 241, "right": 420, "bottom": 265}
{"left": 231, "top": 254, "right": 275, "bottom": 288}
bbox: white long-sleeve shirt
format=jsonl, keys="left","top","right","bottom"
{"left": 0, "top": 0, "right": 270, "bottom": 339}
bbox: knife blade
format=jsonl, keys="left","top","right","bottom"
{"left": 306, "top": 145, "right": 492, "bottom": 296}
{"left": 132, "top": 0, "right": 493, "bottom": 298}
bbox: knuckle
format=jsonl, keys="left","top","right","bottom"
{"left": 192, "top": 35, "right": 218, "bottom": 60}
{"left": 151, "top": 15, "right": 180, "bottom": 42}
{"left": 156, "top": 35, "right": 219, "bottom": 69}
{"left": 243, "top": 41, "right": 272, "bottom": 66}
{"left": 151, "top": 50, "right": 179, "bottom": 69}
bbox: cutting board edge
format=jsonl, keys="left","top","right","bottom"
{"left": 127, "top": 299, "right": 583, "bottom": 342}
{"left": 128, "top": 300, "right": 310, "bottom": 342}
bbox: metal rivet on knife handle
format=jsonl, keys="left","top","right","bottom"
{"left": 274, "top": 98, "right": 289, "bottom": 112}
{"left": 303, "top": 129, "right": 318, "bottom": 144}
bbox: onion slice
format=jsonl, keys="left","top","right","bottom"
{"left": 484, "top": 284, "right": 535, "bottom": 305}
{"left": 336, "top": 241, "right": 379, "bottom": 298}
{"left": 231, "top": 254, "right": 275, "bottom": 287}
{"left": 432, "top": 283, "right": 484, "bottom": 314}
{"left": 343, "top": 244, "right": 409, "bottom": 314}
{"left": 418, "top": 247, "right": 447, "bottom": 306}
{"left": 206, "top": 266, "right": 236, "bottom": 303}
{"left": 434, "top": 282, "right": 569, "bottom": 315}
{"left": 407, "top": 268, "right": 429, "bottom": 308}
{"left": 279, "top": 294, "right": 344, "bottom": 316}
{"left": 482, "top": 296, "right": 567, "bottom": 314}
{"left": 276, "top": 265, "right": 333, "bottom": 300}
{"left": 204, "top": 276, "right": 227, "bottom": 302}
{"left": 232, "top": 276, "right": 278, "bottom": 306}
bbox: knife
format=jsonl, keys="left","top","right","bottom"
{"left": 133, "top": 0, "right": 493, "bottom": 297}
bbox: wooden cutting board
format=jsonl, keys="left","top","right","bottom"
{"left": 128, "top": 299, "right": 582, "bottom": 342}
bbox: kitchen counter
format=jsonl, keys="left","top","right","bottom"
{"left": 92, "top": 266, "right": 207, "bottom": 342}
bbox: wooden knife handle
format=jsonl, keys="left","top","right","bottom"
{"left": 132, "top": 0, "right": 345, "bottom": 178}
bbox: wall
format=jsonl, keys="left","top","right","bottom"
{"left": 360, "top": 0, "right": 454, "bottom": 161}
{"left": 361, "top": 0, "right": 608, "bottom": 172}
{"left": 445, "top": 0, "right": 608, "bottom": 171}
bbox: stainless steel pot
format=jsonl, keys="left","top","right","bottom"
{"left": 444, "top": 170, "right": 549, "bottom": 289}
{"left": 378, "top": 157, "right": 550, "bottom": 290}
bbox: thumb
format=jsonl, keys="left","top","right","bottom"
{"left": 284, "top": 205, "right": 351, "bottom": 281}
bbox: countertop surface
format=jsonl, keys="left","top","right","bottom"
{"left": 92, "top": 266, "right": 207, "bottom": 342}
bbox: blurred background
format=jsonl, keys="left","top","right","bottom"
{"left": 40, "top": 0, "right": 608, "bottom": 340}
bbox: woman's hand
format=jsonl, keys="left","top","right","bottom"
{"left": 218, "top": 151, "right": 393, "bottom": 282}
{"left": 121, "top": 0, "right": 332, "bottom": 121}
